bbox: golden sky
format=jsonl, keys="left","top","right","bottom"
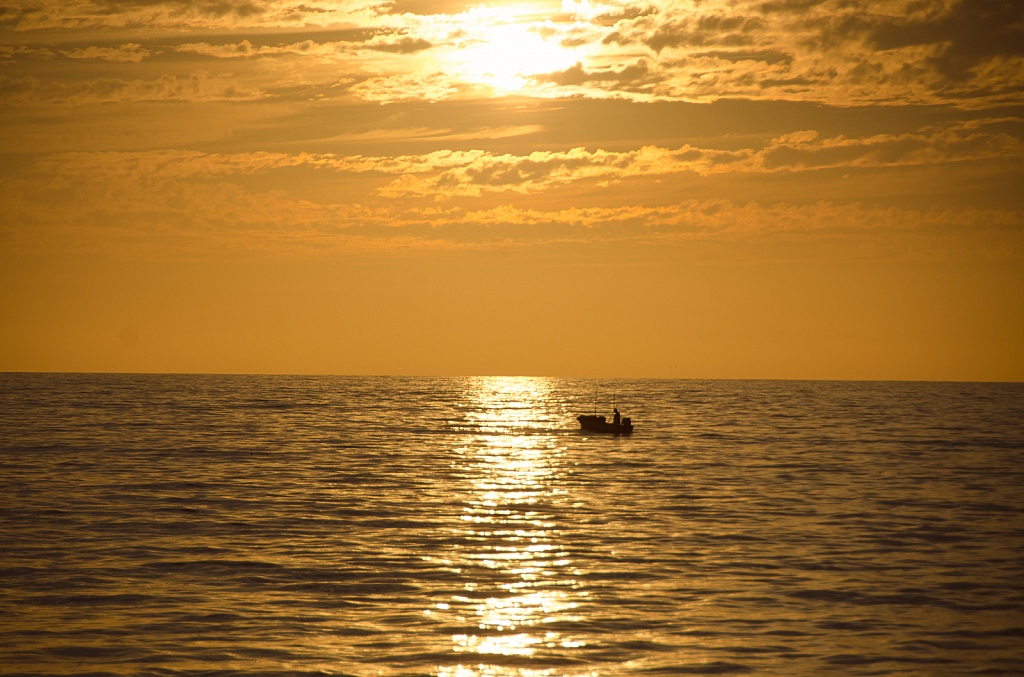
{"left": 1, "top": 0, "right": 1022, "bottom": 379}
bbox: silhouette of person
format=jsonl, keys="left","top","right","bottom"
{"left": 613, "top": 408, "right": 620, "bottom": 426}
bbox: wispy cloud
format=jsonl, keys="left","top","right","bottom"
{"left": 1, "top": 0, "right": 386, "bottom": 31}
{"left": 373, "top": 124, "right": 1024, "bottom": 197}
{"left": 21, "top": 120, "right": 1020, "bottom": 193}
{"left": 349, "top": 71, "right": 464, "bottom": 102}
{"left": 0, "top": 73, "right": 266, "bottom": 105}
{"left": 61, "top": 43, "right": 151, "bottom": 62}
{"left": 174, "top": 33, "right": 433, "bottom": 59}
{"left": 4, "top": 166, "right": 1019, "bottom": 255}
{"left": 330, "top": 125, "right": 544, "bottom": 142}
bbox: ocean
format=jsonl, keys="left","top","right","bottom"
{"left": 1, "top": 373, "right": 1022, "bottom": 676}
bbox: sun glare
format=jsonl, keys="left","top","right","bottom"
{"left": 457, "top": 23, "right": 577, "bottom": 93}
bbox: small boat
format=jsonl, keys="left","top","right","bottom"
{"left": 577, "top": 414, "right": 633, "bottom": 435}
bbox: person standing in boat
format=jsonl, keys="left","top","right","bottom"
{"left": 613, "top": 408, "right": 620, "bottom": 426}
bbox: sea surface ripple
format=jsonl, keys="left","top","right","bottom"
{"left": 1, "top": 374, "right": 1022, "bottom": 676}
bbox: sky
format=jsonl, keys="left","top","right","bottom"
{"left": 1, "top": 0, "right": 1022, "bottom": 379}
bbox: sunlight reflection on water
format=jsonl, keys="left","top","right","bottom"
{"left": 434, "top": 378, "right": 589, "bottom": 676}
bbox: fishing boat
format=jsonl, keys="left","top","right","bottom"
{"left": 577, "top": 414, "right": 633, "bottom": 435}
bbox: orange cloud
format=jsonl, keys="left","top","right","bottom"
{"left": 4, "top": 164, "right": 1020, "bottom": 257}
{"left": 22, "top": 120, "right": 1021, "bottom": 195}
{"left": 375, "top": 124, "right": 1023, "bottom": 197}
{"left": 61, "top": 43, "right": 151, "bottom": 62}
{"left": 0, "top": 73, "right": 265, "bottom": 105}
{"left": 4, "top": 0, "right": 1020, "bottom": 108}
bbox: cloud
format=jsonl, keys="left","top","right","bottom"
{"left": 173, "top": 33, "right": 434, "bottom": 61}
{"left": 5, "top": 155, "right": 1020, "bottom": 257}
{"left": 61, "top": 43, "right": 152, "bottom": 62}
{"left": 1, "top": 0, "right": 385, "bottom": 31}
{"left": 756, "top": 0, "right": 829, "bottom": 14}
{"left": 177, "top": 39, "right": 262, "bottom": 57}
{"left": 532, "top": 60, "right": 658, "bottom": 92}
{"left": 759, "top": 127, "right": 1024, "bottom": 170}
{"left": 372, "top": 124, "right": 1024, "bottom": 198}
{"left": 367, "top": 36, "right": 433, "bottom": 53}
{"left": 331, "top": 125, "right": 544, "bottom": 142}
{"left": 375, "top": 147, "right": 661, "bottom": 197}
{"left": 0, "top": 45, "right": 56, "bottom": 60}
{"left": 556, "top": 0, "right": 658, "bottom": 24}
{"left": 789, "top": 0, "right": 1024, "bottom": 102}
{"left": 23, "top": 149, "right": 495, "bottom": 187}
{"left": 554, "top": 0, "right": 1024, "bottom": 107}
{"left": 349, "top": 71, "right": 463, "bottom": 102}
{"left": 176, "top": 38, "right": 331, "bottom": 58}
{"left": 644, "top": 14, "right": 766, "bottom": 52}
{"left": 22, "top": 118, "right": 1019, "bottom": 197}
{"left": 3, "top": 0, "right": 1022, "bottom": 107}
{"left": 0, "top": 73, "right": 265, "bottom": 105}
{"left": 691, "top": 50, "right": 794, "bottom": 65}
{"left": 863, "top": 0, "right": 1024, "bottom": 82}
{"left": 461, "top": 200, "right": 1024, "bottom": 241}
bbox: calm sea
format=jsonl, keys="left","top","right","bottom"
{"left": 1, "top": 374, "right": 1022, "bottom": 676}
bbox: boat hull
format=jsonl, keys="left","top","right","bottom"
{"left": 577, "top": 415, "right": 633, "bottom": 435}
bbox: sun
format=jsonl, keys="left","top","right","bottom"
{"left": 456, "top": 22, "right": 578, "bottom": 93}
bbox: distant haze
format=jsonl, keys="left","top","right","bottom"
{"left": 1, "top": 0, "right": 1021, "bottom": 379}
